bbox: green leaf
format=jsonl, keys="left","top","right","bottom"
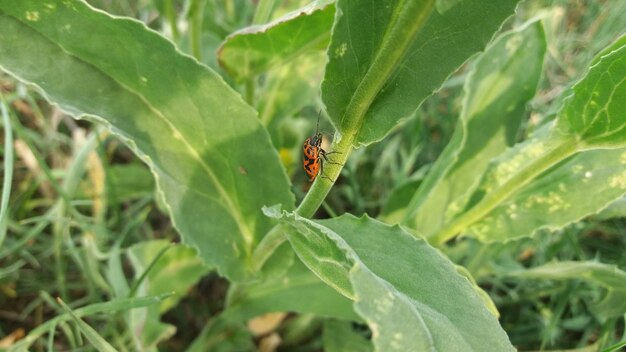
{"left": 380, "top": 177, "right": 422, "bottom": 223}
{"left": 322, "top": 0, "right": 521, "bottom": 146}
{"left": 398, "top": 21, "right": 546, "bottom": 236}
{"left": 225, "top": 242, "right": 358, "bottom": 322}
{"left": 509, "top": 261, "right": 626, "bottom": 320}
{"left": 270, "top": 211, "right": 514, "bottom": 351}
{"left": 323, "top": 319, "right": 373, "bottom": 352}
{"left": 433, "top": 37, "right": 626, "bottom": 243}
{"left": 0, "top": 0, "right": 294, "bottom": 280}
{"left": 556, "top": 43, "right": 626, "bottom": 148}
{"left": 465, "top": 143, "right": 626, "bottom": 241}
{"left": 590, "top": 30, "right": 626, "bottom": 67}
{"left": 218, "top": 0, "right": 334, "bottom": 80}
{"left": 106, "top": 164, "right": 155, "bottom": 203}
{"left": 596, "top": 196, "right": 626, "bottom": 220}
{"left": 603, "top": 341, "right": 626, "bottom": 352}
{"left": 454, "top": 265, "right": 500, "bottom": 318}
{"left": 435, "top": 0, "right": 463, "bottom": 14}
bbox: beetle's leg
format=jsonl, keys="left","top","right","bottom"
{"left": 320, "top": 149, "right": 343, "bottom": 165}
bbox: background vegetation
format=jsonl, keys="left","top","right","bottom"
{"left": 1, "top": 0, "right": 625, "bottom": 351}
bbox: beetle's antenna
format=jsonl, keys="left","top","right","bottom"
{"left": 316, "top": 110, "right": 321, "bottom": 134}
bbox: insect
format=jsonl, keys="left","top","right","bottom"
{"left": 303, "top": 111, "right": 340, "bottom": 182}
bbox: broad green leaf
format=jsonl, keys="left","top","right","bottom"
{"left": 509, "top": 261, "right": 626, "bottom": 320}
{"left": 322, "top": 0, "right": 521, "bottom": 146}
{"left": 435, "top": 0, "right": 463, "bottom": 14}
{"left": 465, "top": 143, "right": 626, "bottom": 242}
{"left": 323, "top": 319, "right": 373, "bottom": 352}
{"left": 218, "top": 0, "right": 334, "bottom": 80}
{"left": 0, "top": 0, "right": 294, "bottom": 280}
{"left": 394, "top": 21, "right": 546, "bottom": 236}
{"left": 432, "top": 37, "right": 626, "bottom": 244}
{"left": 224, "top": 242, "right": 358, "bottom": 322}
{"left": 269, "top": 211, "right": 514, "bottom": 351}
{"left": 556, "top": 44, "right": 626, "bottom": 148}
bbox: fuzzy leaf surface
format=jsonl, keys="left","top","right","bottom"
{"left": 269, "top": 211, "right": 514, "bottom": 351}
{"left": 0, "top": 0, "right": 294, "bottom": 280}
{"left": 322, "top": 0, "right": 521, "bottom": 146}
{"left": 224, "top": 243, "right": 357, "bottom": 322}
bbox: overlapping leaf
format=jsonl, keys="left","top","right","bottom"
{"left": 431, "top": 39, "right": 626, "bottom": 243}
{"left": 268, "top": 209, "right": 514, "bottom": 351}
{"left": 124, "top": 241, "right": 209, "bottom": 349}
{"left": 322, "top": 0, "right": 521, "bottom": 146}
{"left": 465, "top": 142, "right": 626, "bottom": 241}
{"left": 0, "top": 0, "right": 294, "bottom": 280}
{"left": 224, "top": 243, "right": 357, "bottom": 322}
{"left": 388, "top": 21, "right": 546, "bottom": 236}
{"left": 218, "top": 0, "right": 334, "bottom": 80}
{"left": 557, "top": 45, "right": 626, "bottom": 148}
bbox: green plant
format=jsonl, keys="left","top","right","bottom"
{"left": 1, "top": 0, "right": 626, "bottom": 350}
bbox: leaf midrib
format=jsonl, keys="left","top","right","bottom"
{"left": 7, "top": 11, "right": 257, "bottom": 252}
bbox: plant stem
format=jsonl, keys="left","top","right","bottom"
{"left": 245, "top": 78, "right": 255, "bottom": 106}
{"left": 189, "top": 0, "right": 207, "bottom": 61}
{"left": 164, "top": 0, "right": 179, "bottom": 40}
{"left": 432, "top": 139, "right": 579, "bottom": 244}
{"left": 296, "top": 0, "right": 436, "bottom": 218}
{"left": 250, "top": 224, "right": 286, "bottom": 273}
{"left": 251, "top": 0, "right": 436, "bottom": 272}
{"left": 252, "top": 0, "right": 277, "bottom": 25}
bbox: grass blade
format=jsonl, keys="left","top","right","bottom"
{"left": 56, "top": 298, "right": 117, "bottom": 352}
{"left": 0, "top": 98, "right": 13, "bottom": 247}
{"left": 10, "top": 293, "right": 172, "bottom": 351}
